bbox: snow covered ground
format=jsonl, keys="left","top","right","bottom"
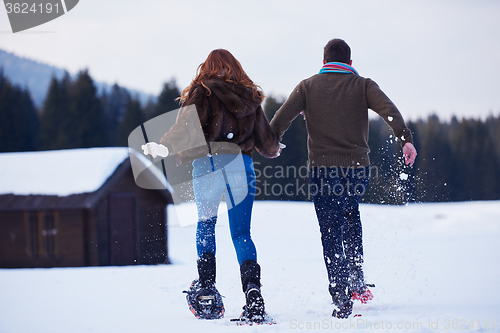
{"left": 1, "top": 200, "right": 499, "bottom": 333}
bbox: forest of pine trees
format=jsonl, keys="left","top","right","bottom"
{"left": 0, "top": 69, "right": 180, "bottom": 151}
{"left": 1, "top": 68, "right": 499, "bottom": 203}
{"left": 255, "top": 96, "right": 500, "bottom": 203}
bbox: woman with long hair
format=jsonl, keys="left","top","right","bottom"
{"left": 142, "top": 49, "right": 282, "bottom": 322}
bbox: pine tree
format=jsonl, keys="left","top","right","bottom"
{"left": 416, "top": 114, "right": 453, "bottom": 202}
{"left": 460, "top": 119, "right": 500, "bottom": 200}
{"left": 0, "top": 77, "right": 18, "bottom": 151}
{"left": 486, "top": 115, "right": 500, "bottom": 173}
{"left": 0, "top": 69, "right": 39, "bottom": 152}
{"left": 142, "top": 99, "right": 157, "bottom": 122}
{"left": 146, "top": 78, "right": 180, "bottom": 120}
{"left": 69, "top": 69, "right": 108, "bottom": 148}
{"left": 116, "top": 95, "right": 144, "bottom": 147}
{"left": 486, "top": 115, "right": 500, "bottom": 199}
{"left": 18, "top": 88, "right": 39, "bottom": 151}
{"left": 38, "top": 73, "right": 72, "bottom": 150}
{"left": 39, "top": 75, "right": 60, "bottom": 149}
{"left": 102, "top": 83, "right": 129, "bottom": 146}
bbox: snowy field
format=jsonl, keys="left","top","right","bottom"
{"left": 1, "top": 200, "right": 499, "bottom": 333}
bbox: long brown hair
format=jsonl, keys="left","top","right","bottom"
{"left": 178, "top": 49, "right": 264, "bottom": 104}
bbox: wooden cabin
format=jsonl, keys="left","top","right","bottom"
{"left": 0, "top": 148, "right": 173, "bottom": 268}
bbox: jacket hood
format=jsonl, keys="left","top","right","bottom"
{"left": 201, "top": 79, "right": 260, "bottom": 118}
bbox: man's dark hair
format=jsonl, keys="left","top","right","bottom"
{"left": 324, "top": 39, "right": 351, "bottom": 64}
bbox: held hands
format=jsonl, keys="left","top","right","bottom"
{"left": 271, "top": 142, "right": 287, "bottom": 158}
{"left": 141, "top": 142, "right": 169, "bottom": 158}
{"left": 403, "top": 142, "right": 417, "bottom": 167}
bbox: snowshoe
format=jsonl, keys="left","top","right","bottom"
{"left": 230, "top": 282, "right": 270, "bottom": 325}
{"left": 230, "top": 308, "right": 276, "bottom": 326}
{"left": 244, "top": 283, "right": 265, "bottom": 322}
{"left": 183, "top": 279, "right": 224, "bottom": 320}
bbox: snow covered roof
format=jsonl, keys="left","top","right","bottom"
{"left": 0, "top": 147, "right": 169, "bottom": 197}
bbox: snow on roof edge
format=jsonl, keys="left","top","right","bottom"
{"left": 0, "top": 147, "right": 172, "bottom": 197}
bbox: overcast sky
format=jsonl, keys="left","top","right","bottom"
{"left": 1, "top": 0, "right": 499, "bottom": 120}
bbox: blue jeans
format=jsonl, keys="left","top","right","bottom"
{"left": 192, "top": 154, "right": 257, "bottom": 266}
{"left": 310, "top": 166, "right": 370, "bottom": 299}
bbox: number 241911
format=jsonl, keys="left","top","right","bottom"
{"left": 5, "top": 2, "right": 60, "bottom": 14}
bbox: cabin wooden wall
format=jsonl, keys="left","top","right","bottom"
{"left": 93, "top": 167, "right": 169, "bottom": 266}
{"left": 0, "top": 164, "right": 170, "bottom": 268}
{"left": 0, "top": 209, "right": 87, "bottom": 268}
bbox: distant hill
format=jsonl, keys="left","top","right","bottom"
{"left": 0, "top": 48, "right": 156, "bottom": 109}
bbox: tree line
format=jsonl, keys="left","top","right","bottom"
{"left": 256, "top": 96, "right": 500, "bottom": 203}
{"left": 1, "top": 68, "right": 499, "bottom": 202}
{"left": 0, "top": 68, "right": 180, "bottom": 151}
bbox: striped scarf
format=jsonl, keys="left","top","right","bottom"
{"left": 319, "top": 62, "right": 359, "bottom": 75}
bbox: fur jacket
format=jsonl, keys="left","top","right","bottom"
{"left": 160, "top": 79, "right": 279, "bottom": 164}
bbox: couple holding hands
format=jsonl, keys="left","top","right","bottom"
{"left": 142, "top": 38, "right": 417, "bottom": 322}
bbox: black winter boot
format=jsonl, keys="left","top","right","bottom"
{"left": 197, "top": 252, "right": 216, "bottom": 288}
{"left": 348, "top": 266, "right": 367, "bottom": 295}
{"left": 240, "top": 259, "right": 265, "bottom": 322}
{"left": 331, "top": 290, "right": 353, "bottom": 319}
{"left": 183, "top": 252, "right": 224, "bottom": 319}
